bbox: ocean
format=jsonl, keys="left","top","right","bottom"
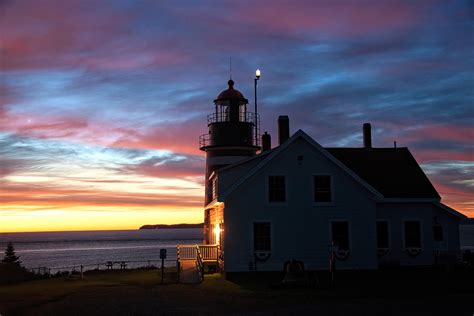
{"left": 0, "top": 226, "right": 473, "bottom": 272}
{"left": 0, "top": 229, "right": 202, "bottom": 272}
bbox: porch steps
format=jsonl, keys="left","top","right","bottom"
{"left": 179, "top": 259, "right": 201, "bottom": 284}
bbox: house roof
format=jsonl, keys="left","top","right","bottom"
{"left": 219, "top": 130, "right": 383, "bottom": 200}
{"left": 326, "top": 147, "right": 441, "bottom": 199}
{"left": 433, "top": 202, "right": 467, "bottom": 220}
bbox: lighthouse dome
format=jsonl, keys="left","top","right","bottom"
{"left": 214, "top": 80, "right": 248, "bottom": 104}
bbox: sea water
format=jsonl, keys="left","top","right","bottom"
{"left": 0, "top": 229, "right": 202, "bottom": 271}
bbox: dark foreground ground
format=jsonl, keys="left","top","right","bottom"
{"left": 0, "top": 268, "right": 473, "bottom": 315}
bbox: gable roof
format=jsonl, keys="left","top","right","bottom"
{"left": 433, "top": 202, "right": 467, "bottom": 220}
{"left": 219, "top": 130, "right": 383, "bottom": 200}
{"left": 326, "top": 147, "right": 440, "bottom": 199}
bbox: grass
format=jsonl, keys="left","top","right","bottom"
{"left": 1, "top": 268, "right": 473, "bottom": 315}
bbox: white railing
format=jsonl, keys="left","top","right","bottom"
{"left": 196, "top": 245, "right": 204, "bottom": 282}
{"left": 200, "top": 244, "right": 219, "bottom": 261}
{"left": 177, "top": 245, "right": 197, "bottom": 260}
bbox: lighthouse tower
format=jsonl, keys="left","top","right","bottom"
{"left": 199, "top": 79, "right": 260, "bottom": 205}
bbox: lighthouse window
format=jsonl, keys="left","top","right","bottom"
{"left": 268, "top": 176, "right": 286, "bottom": 202}
{"left": 314, "top": 175, "right": 332, "bottom": 202}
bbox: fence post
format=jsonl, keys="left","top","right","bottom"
{"left": 80, "top": 265, "right": 84, "bottom": 279}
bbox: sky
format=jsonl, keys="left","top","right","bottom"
{"left": 0, "top": 0, "right": 473, "bottom": 232}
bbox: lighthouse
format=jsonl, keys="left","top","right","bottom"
{"left": 199, "top": 79, "right": 260, "bottom": 205}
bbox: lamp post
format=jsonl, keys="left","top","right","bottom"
{"left": 254, "top": 69, "right": 261, "bottom": 147}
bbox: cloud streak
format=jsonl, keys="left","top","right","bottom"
{"left": 1, "top": 0, "right": 473, "bottom": 230}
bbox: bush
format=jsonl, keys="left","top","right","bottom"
{"left": 0, "top": 263, "right": 36, "bottom": 285}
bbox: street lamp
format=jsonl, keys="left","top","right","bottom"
{"left": 254, "top": 69, "right": 261, "bottom": 147}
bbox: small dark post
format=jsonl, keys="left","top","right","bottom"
{"left": 262, "top": 132, "right": 271, "bottom": 152}
{"left": 278, "top": 116, "right": 290, "bottom": 145}
{"left": 160, "top": 248, "right": 167, "bottom": 284}
{"left": 363, "top": 123, "right": 372, "bottom": 149}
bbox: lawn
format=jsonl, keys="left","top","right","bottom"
{"left": 0, "top": 268, "right": 473, "bottom": 315}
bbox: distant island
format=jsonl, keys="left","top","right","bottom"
{"left": 139, "top": 223, "right": 204, "bottom": 230}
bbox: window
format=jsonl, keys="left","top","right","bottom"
{"left": 254, "top": 222, "right": 271, "bottom": 251}
{"left": 433, "top": 225, "right": 443, "bottom": 242}
{"left": 376, "top": 221, "right": 389, "bottom": 248}
{"left": 211, "top": 177, "right": 217, "bottom": 200}
{"left": 404, "top": 221, "right": 421, "bottom": 248}
{"left": 331, "top": 221, "right": 349, "bottom": 250}
{"left": 268, "top": 176, "right": 286, "bottom": 202}
{"left": 314, "top": 175, "right": 331, "bottom": 202}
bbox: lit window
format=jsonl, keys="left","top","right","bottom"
{"left": 331, "top": 221, "right": 349, "bottom": 250}
{"left": 254, "top": 222, "right": 271, "bottom": 251}
{"left": 433, "top": 225, "right": 443, "bottom": 242}
{"left": 268, "top": 176, "right": 285, "bottom": 202}
{"left": 404, "top": 221, "right": 421, "bottom": 248}
{"left": 314, "top": 175, "right": 331, "bottom": 202}
{"left": 376, "top": 221, "right": 389, "bottom": 248}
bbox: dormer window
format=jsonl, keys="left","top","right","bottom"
{"left": 314, "top": 175, "right": 332, "bottom": 202}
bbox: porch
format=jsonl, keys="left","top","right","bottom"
{"left": 176, "top": 244, "right": 222, "bottom": 283}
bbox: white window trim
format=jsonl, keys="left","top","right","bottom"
{"left": 266, "top": 174, "right": 288, "bottom": 205}
{"left": 312, "top": 173, "right": 335, "bottom": 206}
{"left": 329, "top": 219, "right": 352, "bottom": 251}
{"left": 401, "top": 219, "right": 424, "bottom": 250}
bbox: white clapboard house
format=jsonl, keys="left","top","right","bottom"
{"left": 197, "top": 79, "right": 466, "bottom": 273}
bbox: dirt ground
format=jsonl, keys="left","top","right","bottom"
{"left": 1, "top": 269, "right": 473, "bottom": 315}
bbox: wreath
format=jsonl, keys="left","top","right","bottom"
{"left": 406, "top": 248, "right": 421, "bottom": 257}
{"left": 377, "top": 248, "right": 390, "bottom": 258}
{"left": 254, "top": 251, "right": 271, "bottom": 262}
{"left": 335, "top": 249, "right": 350, "bottom": 261}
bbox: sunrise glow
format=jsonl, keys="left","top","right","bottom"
{"left": 1, "top": 1, "right": 473, "bottom": 232}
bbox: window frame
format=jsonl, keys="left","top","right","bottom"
{"left": 433, "top": 224, "right": 444, "bottom": 243}
{"left": 253, "top": 222, "right": 272, "bottom": 252}
{"left": 376, "top": 220, "right": 390, "bottom": 249}
{"left": 312, "top": 173, "right": 335, "bottom": 206}
{"left": 330, "top": 220, "right": 351, "bottom": 251}
{"left": 211, "top": 177, "right": 218, "bottom": 201}
{"left": 267, "top": 174, "right": 287, "bottom": 204}
{"left": 402, "top": 219, "right": 423, "bottom": 250}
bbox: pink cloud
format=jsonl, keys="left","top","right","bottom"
{"left": 227, "top": 1, "right": 424, "bottom": 38}
{"left": 0, "top": 183, "right": 202, "bottom": 209}
{"left": 112, "top": 120, "right": 204, "bottom": 156}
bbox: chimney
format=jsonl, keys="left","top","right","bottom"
{"left": 262, "top": 132, "right": 271, "bottom": 152}
{"left": 278, "top": 115, "right": 290, "bottom": 145}
{"left": 363, "top": 123, "right": 372, "bottom": 149}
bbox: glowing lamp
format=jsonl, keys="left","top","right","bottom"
{"left": 214, "top": 224, "right": 222, "bottom": 245}
{"left": 255, "top": 69, "right": 261, "bottom": 79}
